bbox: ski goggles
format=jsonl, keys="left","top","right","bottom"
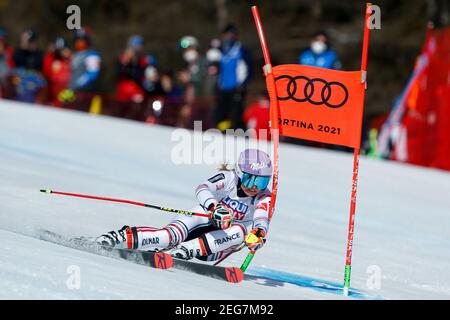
{"left": 241, "top": 172, "right": 271, "bottom": 190}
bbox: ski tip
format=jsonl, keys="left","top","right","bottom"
{"left": 40, "top": 189, "right": 52, "bottom": 194}
{"left": 153, "top": 252, "right": 173, "bottom": 269}
{"left": 225, "top": 267, "right": 244, "bottom": 283}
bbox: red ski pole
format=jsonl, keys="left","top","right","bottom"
{"left": 40, "top": 189, "right": 211, "bottom": 218}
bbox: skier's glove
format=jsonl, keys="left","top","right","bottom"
{"left": 210, "top": 203, "right": 234, "bottom": 230}
{"left": 245, "top": 228, "right": 266, "bottom": 251}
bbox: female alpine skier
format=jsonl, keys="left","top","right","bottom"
{"left": 96, "top": 148, "right": 273, "bottom": 261}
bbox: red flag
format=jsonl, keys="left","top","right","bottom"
{"left": 267, "top": 64, "right": 366, "bottom": 148}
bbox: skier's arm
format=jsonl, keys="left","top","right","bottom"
{"left": 195, "top": 171, "right": 232, "bottom": 211}
{"left": 245, "top": 195, "right": 271, "bottom": 251}
{"left": 252, "top": 195, "right": 271, "bottom": 234}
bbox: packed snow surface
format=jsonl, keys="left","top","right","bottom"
{"left": 1, "top": 100, "right": 449, "bottom": 299}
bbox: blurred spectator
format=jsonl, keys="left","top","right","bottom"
{"left": 176, "top": 67, "right": 194, "bottom": 128}
{"left": 215, "top": 24, "right": 252, "bottom": 131}
{"left": 154, "top": 69, "right": 184, "bottom": 126}
{"left": 204, "top": 38, "right": 221, "bottom": 95}
{"left": 142, "top": 54, "right": 162, "bottom": 95}
{"left": 200, "top": 38, "right": 222, "bottom": 128}
{"left": 179, "top": 35, "right": 212, "bottom": 97}
{"left": 243, "top": 92, "right": 271, "bottom": 141}
{"left": 178, "top": 35, "right": 214, "bottom": 128}
{"left": 363, "top": 128, "right": 381, "bottom": 158}
{"left": 12, "top": 29, "right": 47, "bottom": 103}
{"left": 43, "top": 37, "right": 72, "bottom": 107}
{"left": 298, "top": 31, "right": 342, "bottom": 70}
{"left": 0, "top": 27, "right": 15, "bottom": 98}
{"left": 116, "top": 35, "right": 147, "bottom": 105}
{"left": 160, "top": 70, "right": 183, "bottom": 100}
{"left": 68, "top": 27, "right": 101, "bottom": 110}
{"left": 13, "top": 29, "right": 43, "bottom": 71}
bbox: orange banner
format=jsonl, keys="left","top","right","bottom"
{"left": 267, "top": 64, "right": 366, "bottom": 148}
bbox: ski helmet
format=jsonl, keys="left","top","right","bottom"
{"left": 235, "top": 149, "right": 272, "bottom": 190}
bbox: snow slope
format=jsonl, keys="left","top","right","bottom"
{"left": 1, "top": 100, "right": 450, "bottom": 300}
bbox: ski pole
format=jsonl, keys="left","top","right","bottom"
{"left": 240, "top": 250, "right": 256, "bottom": 272}
{"left": 40, "top": 189, "right": 211, "bottom": 218}
{"left": 240, "top": 231, "right": 266, "bottom": 272}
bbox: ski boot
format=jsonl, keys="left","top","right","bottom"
{"left": 167, "top": 243, "right": 202, "bottom": 260}
{"left": 95, "top": 225, "right": 131, "bottom": 249}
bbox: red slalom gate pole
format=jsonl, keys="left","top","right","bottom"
{"left": 343, "top": 3, "right": 372, "bottom": 297}
{"left": 40, "top": 189, "right": 211, "bottom": 218}
{"left": 240, "top": 6, "right": 280, "bottom": 273}
{"left": 251, "top": 5, "right": 280, "bottom": 220}
{"left": 251, "top": 6, "right": 271, "bottom": 65}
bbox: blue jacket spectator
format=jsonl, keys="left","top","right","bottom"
{"left": 69, "top": 27, "right": 101, "bottom": 91}
{"left": 215, "top": 24, "right": 252, "bottom": 130}
{"left": 298, "top": 31, "right": 342, "bottom": 70}
{"left": 218, "top": 26, "right": 252, "bottom": 91}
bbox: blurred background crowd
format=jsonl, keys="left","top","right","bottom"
{"left": 0, "top": 19, "right": 268, "bottom": 133}
{"left": 0, "top": 0, "right": 449, "bottom": 168}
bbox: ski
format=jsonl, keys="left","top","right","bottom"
{"left": 38, "top": 229, "right": 173, "bottom": 269}
{"left": 171, "top": 258, "right": 244, "bottom": 283}
{"left": 38, "top": 229, "right": 243, "bottom": 283}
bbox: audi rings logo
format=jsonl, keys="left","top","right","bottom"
{"left": 275, "top": 75, "right": 349, "bottom": 109}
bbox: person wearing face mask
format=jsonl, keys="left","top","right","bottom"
{"left": 178, "top": 35, "right": 214, "bottom": 128}
{"left": 298, "top": 31, "right": 342, "bottom": 70}
{"left": 179, "top": 35, "right": 208, "bottom": 98}
{"left": 215, "top": 24, "right": 253, "bottom": 131}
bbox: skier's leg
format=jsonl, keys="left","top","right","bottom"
{"left": 168, "top": 220, "right": 253, "bottom": 260}
{"left": 196, "top": 247, "right": 236, "bottom": 262}
{"left": 96, "top": 205, "right": 211, "bottom": 251}
{"left": 134, "top": 207, "right": 212, "bottom": 251}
